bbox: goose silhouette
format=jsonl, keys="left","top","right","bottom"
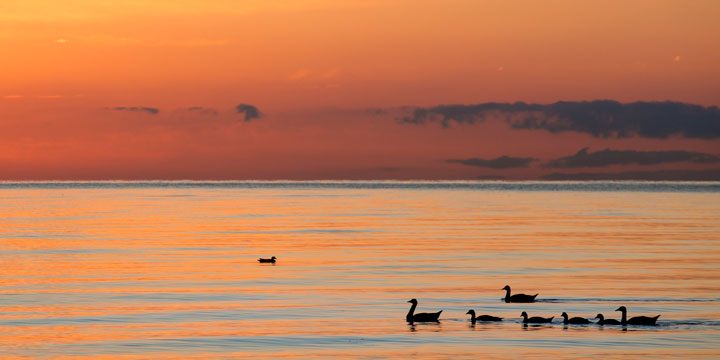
{"left": 561, "top": 312, "right": 591, "bottom": 324}
{"left": 595, "top": 313, "right": 621, "bottom": 325}
{"left": 521, "top": 311, "right": 553, "bottom": 324}
{"left": 406, "top": 299, "right": 442, "bottom": 323}
{"left": 466, "top": 309, "right": 503, "bottom": 322}
{"left": 615, "top": 306, "right": 660, "bottom": 326}
{"left": 258, "top": 256, "right": 276, "bottom": 263}
{"left": 502, "top": 285, "right": 538, "bottom": 303}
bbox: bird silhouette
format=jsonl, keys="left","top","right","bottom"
{"left": 466, "top": 309, "right": 503, "bottom": 322}
{"left": 595, "top": 313, "right": 621, "bottom": 325}
{"left": 615, "top": 306, "right": 660, "bottom": 326}
{"left": 502, "top": 285, "right": 538, "bottom": 303}
{"left": 258, "top": 256, "right": 276, "bottom": 263}
{"left": 561, "top": 312, "right": 591, "bottom": 324}
{"left": 406, "top": 299, "right": 442, "bottom": 323}
{"left": 521, "top": 311, "right": 553, "bottom": 323}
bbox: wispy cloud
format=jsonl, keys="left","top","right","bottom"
{"left": 289, "top": 69, "right": 310, "bottom": 81}
{"left": 186, "top": 106, "right": 219, "bottom": 116}
{"left": 108, "top": 106, "right": 159, "bottom": 115}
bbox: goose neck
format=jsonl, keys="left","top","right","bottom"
{"left": 406, "top": 302, "right": 417, "bottom": 321}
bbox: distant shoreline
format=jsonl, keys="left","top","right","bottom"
{"left": 1, "top": 180, "right": 718, "bottom": 193}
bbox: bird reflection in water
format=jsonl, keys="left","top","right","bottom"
{"left": 407, "top": 322, "right": 442, "bottom": 333}
{"left": 522, "top": 323, "right": 554, "bottom": 331}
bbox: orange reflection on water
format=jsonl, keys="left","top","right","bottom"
{"left": 1, "top": 185, "right": 719, "bottom": 358}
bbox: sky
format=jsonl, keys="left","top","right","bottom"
{"left": 1, "top": 0, "right": 719, "bottom": 180}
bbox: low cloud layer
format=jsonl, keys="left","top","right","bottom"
{"left": 399, "top": 100, "right": 720, "bottom": 139}
{"left": 475, "top": 174, "right": 506, "bottom": 180}
{"left": 542, "top": 169, "right": 720, "bottom": 181}
{"left": 546, "top": 148, "right": 720, "bottom": 168}
{"left": 110, "top": 106, "right": 159, "bottom": 114}
{"left": 236, "top": 104, "right": 261, "bottom": 121}
{"left": 447, "top": 155, "right": 536, "bottom": 169}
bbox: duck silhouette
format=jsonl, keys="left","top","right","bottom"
{"left": 502, "top": 285, "right": 538, "bottom": 303}
{"left": 258, "top": 256, "right": 276, "bottom": 263}
{"left": 615, "top": 306, "right": 660, "bottom": 326}
{"left": 561, "top": 312, "right": 591, "bottom": 324}
{"left": 406, "top": 299, "right": 442, "bottom": 323}
{"left": 466, "top": 309, "right": 503, "bottom": 322}
{"left": 521, "top": 311, "right": 553, "bottom": 324}
{"left": 595, "top": 313, "right": 621, "bottom": 325}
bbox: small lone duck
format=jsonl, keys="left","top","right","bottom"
{"left": 595, "top": 313, "right": 621, "bottom": 325}
{"left": 561, "top": 312, "right": 591, "bottom": 325}
{"left": 503, "top": 285, "right": 538, "bottom": 303}
{"left": 466, "top": 309, "right": 503, "bottom": 323}
{"left": 406, "top": 299, "right": 442, "bottom": 323}
{"left": 615, "top": 306, "right": 660, "bottom": 326}
{"left": 258, "top": 256, "right": 277, "bottom": 263}
{"left": 521, "top": 311, "right": 553, "bottom": 324}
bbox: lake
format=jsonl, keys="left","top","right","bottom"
{"left": 1, "top": 181, "right": 719, "bottom": 359}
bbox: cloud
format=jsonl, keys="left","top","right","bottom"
{"left": 400, "top": 104, "right": 502, "bottom": 128}
{"left": 289, "top": 69, "right": 310, "bottom": 81}
{"left": 542, "top": 169, "right": 720, "bottom": 181}
{"left": 545, "top": 147, "right": 720, "bottom": 168}
{"left": 399, "top": 100, "right": 720, "bottom": 138}
{"left": 235, "top": 104, "right": 261, "bottom": 121}
{"left": 447, "top": 155, "right": 536, "bottom": 169}
{"left": 186, "top": 106, "right": 218, "bottom": 116}
{"left": 110, "top": 106, "right": 159, "bottom": 115}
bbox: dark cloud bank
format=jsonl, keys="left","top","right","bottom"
{"left": 447, "top": 156, "right": 536, "bottom": 169}
{"left": 546, "top": 148, "right": 720, "bottom": 168}
{"left": 400, "top": 100, "right": 720, "bottom": 139}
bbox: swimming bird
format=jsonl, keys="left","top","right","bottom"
{"left": 595, "top": 313, "right": 621, "bottom": 325}
{"left": 406, "top": 299, "right": 442, "bottom": 322}
{"left": 502, "top": 285, "right": 538, "bottom": 303}
{"left": 258, "top": 256, "right": 276, "bottom": 263}
{"left": 521, "top": 311, "right": 553, "bottom": 324}
{"left": 561, "top": 312, "right": 591, "bottom": 325}
{"left": 615, "top": 306, "right": 660, "bottom": 326}
{"left": 466, "top": 309, "right": 503, "bottom": 322}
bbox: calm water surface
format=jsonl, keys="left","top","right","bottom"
{"left": 1, "top": 181, "right": 719, "bottom": 359}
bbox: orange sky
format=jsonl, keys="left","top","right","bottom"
{"left": 1, "top": 0, "right": 719, "bottom": 179}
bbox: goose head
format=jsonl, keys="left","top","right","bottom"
{"left": 520, "top": 311, "right": 528, "bottom": 318}
{"left": 502, "top": 285, "right": 511, "bottom": 291}
{"left": 595, "top": 314, "right": 604, "bottom": 320}
{"left": 615, "top": 306, "right": 626, "bottom": 312}
{"left": 561, "top": 312, "right": 568, "bottom": 319}
{"left": 271, "top": 256, "right": 276, "bottom": 260}
{"left": 466, "top": 310, "right": 475, "bottom": 316}
{"left": 408, "top": 299, "right": 418, "bottom": 304}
